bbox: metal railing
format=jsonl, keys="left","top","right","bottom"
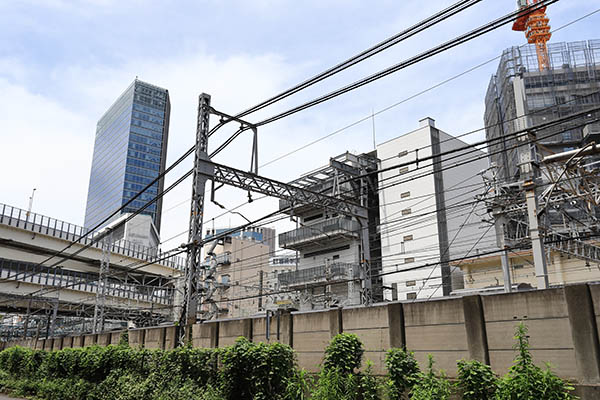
{"left": 279, "top": 217, "right": 359, "bottom": 248}
{"left": 0, "top": 203, "right": 186, "bottom": 270}
{"left": 0, "top": 258, "right": 173, "bottom": 305}
{"left": 278, "top": 262, "right": 359, "bottom": 287}
{"left": 200, "top": 252, "right": 231, "bottom": 267}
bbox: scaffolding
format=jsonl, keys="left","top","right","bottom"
{"left": 485, "top": 40, "right": 600, "bottom": 183}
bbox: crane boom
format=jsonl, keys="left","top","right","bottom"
{"left": 512, "top": 0, "right": 552, "bottom": 71}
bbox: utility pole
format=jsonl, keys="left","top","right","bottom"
{"left": 258, "top": 270, "right": 264, "bottom": 310}
{"left": 518, "top": 131, "right": 549, "bottom": 289}
{"left": 493, "top": 210, "right": 513, "bottom": 293}
{"left": 180, "top": 93, "right": 213, "bottom": 341}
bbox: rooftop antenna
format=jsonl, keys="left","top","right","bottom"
{"left": 371, "top": 109, "right": 376, "bottom": 150}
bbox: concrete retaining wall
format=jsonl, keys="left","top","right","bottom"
{"left": 5, "top": 283, "right": 600, "bottom": 398}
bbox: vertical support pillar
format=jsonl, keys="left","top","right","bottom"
{"left": 564, "top": 284, "right": 600, "bottom": 383}
{"left": 49, "top": 299, "right": 58, "bottom": 337}
{"left": 387, "top": 302, "right": 406, "bottom": 349}
{"left": 93, "top": 230, "right": 112, "bottom": 333}
{"left": 494, "top": 211, "right": 512, "bottom": 293}
{"left": 328, "top": 308, "right": 343, "bottom": 337}
{"left": 23, "top": 297, "right": 32, "bottom": 338}
{"left": 462, "top": 295, "right": 490, "bottom": 364}
{"left": 359, "top": 219, "right": 373, "bottom": 306}
{"left": 525, "top": 184, "right": 549, "bottom": 289}
{"left": 180, "top": 93, "right": 213, "bottom": 342}
{"left": 281, "top": 311, "right": 293, "bottom": 347}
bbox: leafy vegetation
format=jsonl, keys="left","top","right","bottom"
{"left": 322, "top": 333, "right": 364, "bottom": 374}
{"left": 456, "top": 359, "right": 497, "bottom": 400}
{"left": 385, "top": 347, "right": 420, "bottom": 399}
{"left": 313, "top": 333, "right": 381, "bottom": 400}
{"left": 410, "top": 354, "right": 451, "bottom": 400}
{"left": 495, "top": 323, "right": 577, "bottom": 400}
{"left": 0, "top": 324, "right": 580, "bottom": 399}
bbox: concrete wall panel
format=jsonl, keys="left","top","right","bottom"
{"left": 404, "top": 298, "right": 468, "bottom": 374}
{"left": 83, "top": 334, "right": 97, "bottom": 347}
{"left": 218, "top": 319, "right": 252, "bottom": 348}
{"left": 483, "top": 289, "right": 577, "bottom": 378}
{"left": 292, "top": 311, "right": 330, "bottom": 372}
{"left": 144, "top": 327, "right": 165, "bottom": 350}
{"left": 164, "top": 326, "right": 177, "bottom": 350}
{"left": 343, "top": 305, "right": 390, "bottom": 374}
{"left": 96, "top": 333, "right": 111, "bottom": 347}
{"left": 192, "top": 322, "right": 218, "bottom": 349}
{"left": 128, "top": 329, "right": 145, "bottom": 348}
{"left": 62, "top": 336, "right": 73, "bottom": 348}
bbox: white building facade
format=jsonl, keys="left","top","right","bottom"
{"left": 377, "top": 118, "right": 494, "bottom": 301}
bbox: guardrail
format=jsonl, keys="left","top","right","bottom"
{"left": 0, "top": 258, "right": 173, "bottom": 305}
{"left": 0, "top": 203, "right": 186, "bottom": 270}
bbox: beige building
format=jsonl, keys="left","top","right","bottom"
{"left": 455, "top": 249, "right": 600, "bottom": 292}
{"left": 208, "top": 235, "right": 271, "bottom": 319}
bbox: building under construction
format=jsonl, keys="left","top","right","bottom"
{"left": 485, "top": 40, "right": 600, "bottom": 183}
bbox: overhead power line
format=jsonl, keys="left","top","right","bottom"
{"left": 232, "top": 0, "right": 484, "bottom": 119}
{"left": 254, "top": 0, "right": 557, "bottom": 127}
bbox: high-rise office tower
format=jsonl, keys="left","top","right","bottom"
{"left": 84, "top": 79, "right": 171, "bottom": 237}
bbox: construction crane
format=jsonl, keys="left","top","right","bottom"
{"left": 512, "top": 0, "right": 552, "bottom": 71}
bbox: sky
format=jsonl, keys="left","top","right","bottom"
{"left": 0, "top": 0, "right": 598, "bottom": 251}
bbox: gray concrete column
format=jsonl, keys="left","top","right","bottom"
{"left": 462, "top": 295, "right": 490, "bottom": 364}
{"left": 387, "top": 302, "right": 406, "bottom": 349}
{"left": 564, "top": 284, "right": 600, "bottom": 384}
{"left": 207, "top": 321, "right": 219, "bottom": 348}
{"left": 242, "top": 318, "right": 253, "bottom": 341}
{"left": 281, "top": 312, "right": 293, "bottom": 347}
{"left": 329, "top": 308, "right": 343, "bottom": 337}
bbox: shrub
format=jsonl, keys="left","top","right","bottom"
{"left": 456, "top": 359, "right": 497, "bottom": 400}
{"left": 311, "top": 367, "right": 358, "bottom": 400}
{"left": 323, "top": 333, "right": 364, "bottom": 374}
{"left": 495, "top": 323, "right": 576, "bottom": 400}
{"left": 357, "top": 361, "right": 381, "bottom": 400}
{"left": 219, "top": 337, "right": 296, "bottom": 400}
{"left": 410, "top": 354, "right": 451, "bottom": 400}
{"left": 284, "top": 368, "right": 313, "bottom": 400}
{"left": 385, "top": 347, "right": 420, "bottom": 398}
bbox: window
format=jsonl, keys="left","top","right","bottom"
{"left": 404, "top": 257, "right": 415, "bottom": 263}
{"left": 332, "top": 255, "right": 340, "bottom": 260}
{"left": 406, "top": 280, "right": 416, "bottom": 287}
{"left": 402, "top": 208, "right": 412, "bottom": 216}
{"left": 401, "top": 191, "right": 411, "bottom": 198}
{"left": 406, "top": 292, "right": 417, "bottom": 300}
{"left": 392, "top": 283, "right": 398, "bottom": 301}
{"left": 221, "top": 275, "right": 230, "bottom": 285}
{"left": 399, "top": 167, "right": 409, "bottom": 175}
{"left": 403, "top": 235, "right": 413, "bottom": 241}
{"left": 398, "top": 150, "right": 408, "bottom": 158}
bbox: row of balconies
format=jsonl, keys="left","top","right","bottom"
{"left": 278, "top": 216, "right": 360, "bottom": 250}
{"left": 277, "top": 262, "right": 360, "bottom": 289}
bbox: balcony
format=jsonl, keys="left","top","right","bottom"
{"left": 277, "top": 262, "right": 359, "bottom": 289}
{"left": 278, "top": 217, "right": 360, "bottom": 250}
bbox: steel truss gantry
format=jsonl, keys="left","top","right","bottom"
{"left": 179, "top": 95, "right": 373, "bottom": 340}
{"left": 482, "top": 132, "right": 600, "bottom": 292}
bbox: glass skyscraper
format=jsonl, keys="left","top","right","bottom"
{"left": 84, "top": 79, "right": 171, "bottom": 234}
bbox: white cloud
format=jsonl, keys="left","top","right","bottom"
{"left": 0, "top": 78, "right": 94, "bottom": 221}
